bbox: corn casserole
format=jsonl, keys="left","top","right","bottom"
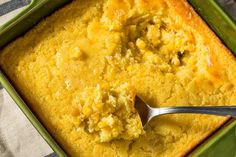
{"left": 1, "top": 0, "right": 236, "bottom": 156}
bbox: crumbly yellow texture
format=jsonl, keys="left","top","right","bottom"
{"left": 1, "top": 0, "right": 236, "bottom": 156}
{"left": 73, "top": 83, "right": 144, "bottom": 142}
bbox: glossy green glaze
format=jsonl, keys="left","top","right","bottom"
{"left": 0, "top": 0, "right": 235, "bottom": 156}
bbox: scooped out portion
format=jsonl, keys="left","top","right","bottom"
{"left": 68, "top": 83, "right": 144, "bottom": 142}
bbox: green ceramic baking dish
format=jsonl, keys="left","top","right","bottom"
{"left": 0, "top": 0, "right": 236, "bottom": 156}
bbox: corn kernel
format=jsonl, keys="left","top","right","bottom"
{"left": 70, "top": 47, "right": 84, "bottom": 60}
{"left": 136, "top": 38, "right": 146, "bottom": 49}
{"left": 82, "top": 105, "right": 93, "bottom": 116}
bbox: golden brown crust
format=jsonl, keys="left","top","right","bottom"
{"left": 166, "top": 0, "right": 235, "bottom": 156}
{"left": 167, "top": 0, "right": 236, "bottom": 82}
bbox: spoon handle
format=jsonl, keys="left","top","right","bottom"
{"left": 156, "top": 106, "right": 236, "bottom": 118}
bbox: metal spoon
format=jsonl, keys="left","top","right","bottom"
{"left": 135, "top": 96, "right": 236, "bottom": 127}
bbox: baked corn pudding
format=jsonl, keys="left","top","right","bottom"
{"left": 1, "top": 0, "right": 236, "bottom": 156}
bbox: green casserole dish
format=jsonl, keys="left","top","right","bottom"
{"left": 0, "top": 0, "right": 236, "bottom": 156}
